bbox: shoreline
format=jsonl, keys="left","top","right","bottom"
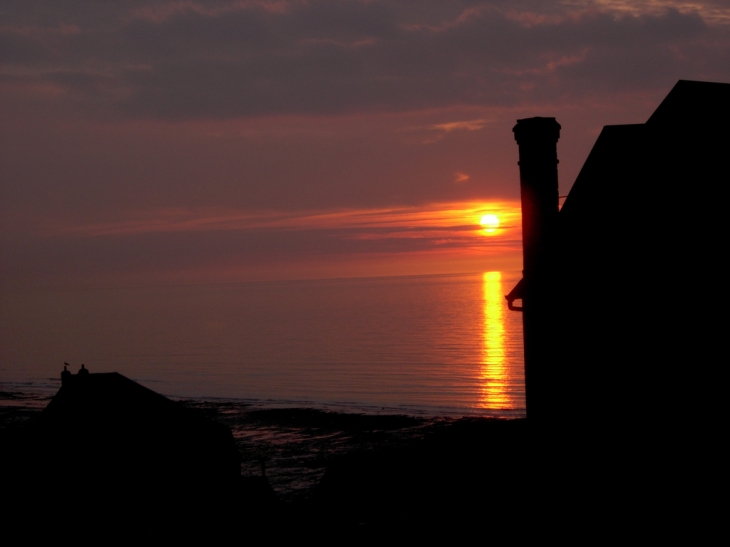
{"left": 1, "top": 385, "right": 523, "bottom": 503}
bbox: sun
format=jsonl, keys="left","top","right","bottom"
{"left": 480, "top": 214, "right": 500, "bottom": 234}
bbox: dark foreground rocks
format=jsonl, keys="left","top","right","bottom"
{"left": 2, "top": 373, "right": 720, "bottom": 539}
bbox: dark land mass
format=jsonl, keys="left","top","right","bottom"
{"left": 1, "top": 372, "right": 718, "bottom": 541}
{"left": 1, "top": 377, "right": 530, "bottom": 539}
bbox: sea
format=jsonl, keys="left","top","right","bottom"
{"left": 0, "top": 271, "right": 525, "bottom": 500}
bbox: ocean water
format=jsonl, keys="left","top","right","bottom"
{"left": 1, "top": 271, "right": 525, "bottom": 416}
{"left": 1, "top": 271, "right": 525, "bottom": 499}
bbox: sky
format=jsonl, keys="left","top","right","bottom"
{"left": 2, "top": 0, "right": 729, "bottom": 288}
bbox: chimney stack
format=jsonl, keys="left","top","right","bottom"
{"left": 513, "top": 117, "right": 561, "bottom": 421}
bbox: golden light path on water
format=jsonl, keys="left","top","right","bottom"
{"left": 480, "top": 271, "right": 515, "bottom": 410}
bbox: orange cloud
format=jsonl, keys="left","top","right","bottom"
{"left": 39, "top": 200, "right": 521, "bottom": 242}
{"left": 9, "top": 201, "right": 523, "bottom": 287}
{"left": 454, "top": 172, "right": 471, "bottom": 183}
{"left": 563, "top": 1, "right": 730, "bottom": 25}
{"left": 430, "top": 119, "right": 492, "bottom": 132}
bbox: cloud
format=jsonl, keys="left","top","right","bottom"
{"left": 1, "top": 201, "right": 523, "bottom": 285}
{"left": 566, "top": 1, "right": 730, "bottom": 25}
{"left": 413, "top": 118, "right": 492, "bottom": 143}
{"left": 454, "top": 172, "right": 471, "bottom": 183}
{"left": 431, "top": 119, "right": 492, "bottom": 132}
{"left": 2, "top": 0, "right": 729, "bottom": 286}
{"left": 1, "top": 1, "right": 727, "bottom": 120}
{"left": 35, "top": 201, "right": 520, "bottom": 238}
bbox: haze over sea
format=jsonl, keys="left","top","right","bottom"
{"left": 1, "top": 271, "right": 524, "bottom": 418}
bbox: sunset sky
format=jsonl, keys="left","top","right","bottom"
{"left": 2, "top": 0, "right": 729, "bottom": 287}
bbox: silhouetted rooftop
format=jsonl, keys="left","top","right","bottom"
{"left": 22, "top": 368, "right": 243, "bottom": 500}
{"left": 45, "top": 371, "right": 187, "bottom": 425}
{"left": 507, "top": 79, "right": 730, "bottom": 312}
{"left": 646, "top": 79, "right": 730, "bottom": 127}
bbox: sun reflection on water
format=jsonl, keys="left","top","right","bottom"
{"left": 480, "top": 271, "right": 514, "bottom": 409}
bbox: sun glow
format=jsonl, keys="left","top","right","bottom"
{"left": 479, "top": 214, "right": 500, "bottom": 234}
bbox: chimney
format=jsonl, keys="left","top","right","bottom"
{"left": 513, "top": 117, "right": 561, "bottom": 421}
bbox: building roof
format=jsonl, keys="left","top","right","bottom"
{"left": 33, "top": 370, "right": 241, "bottom": 488}
{"left": 45, "top": 371, "right": 187, "bottom": 425}
{"left": 506, "top": 79, "right": 730, "bottom": 304}
{"left": 646, "top": 80, "right": 730, "bottom": 127}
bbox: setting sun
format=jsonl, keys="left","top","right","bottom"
{"left": 480, "top": 214, "right": 500, "bottom": 234}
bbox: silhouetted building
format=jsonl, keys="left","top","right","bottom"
{"left": 509, "top": 81, "right": 728, "bottom": 524}
{"left": 6, "top": 367, "right": 250, "bottom": 526}
{"left": 511, "top": 80, "right": 729, "bottom": 424}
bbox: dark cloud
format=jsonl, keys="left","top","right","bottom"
{"left": 1, "top": 1, "right": 727, "bottom": 120}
